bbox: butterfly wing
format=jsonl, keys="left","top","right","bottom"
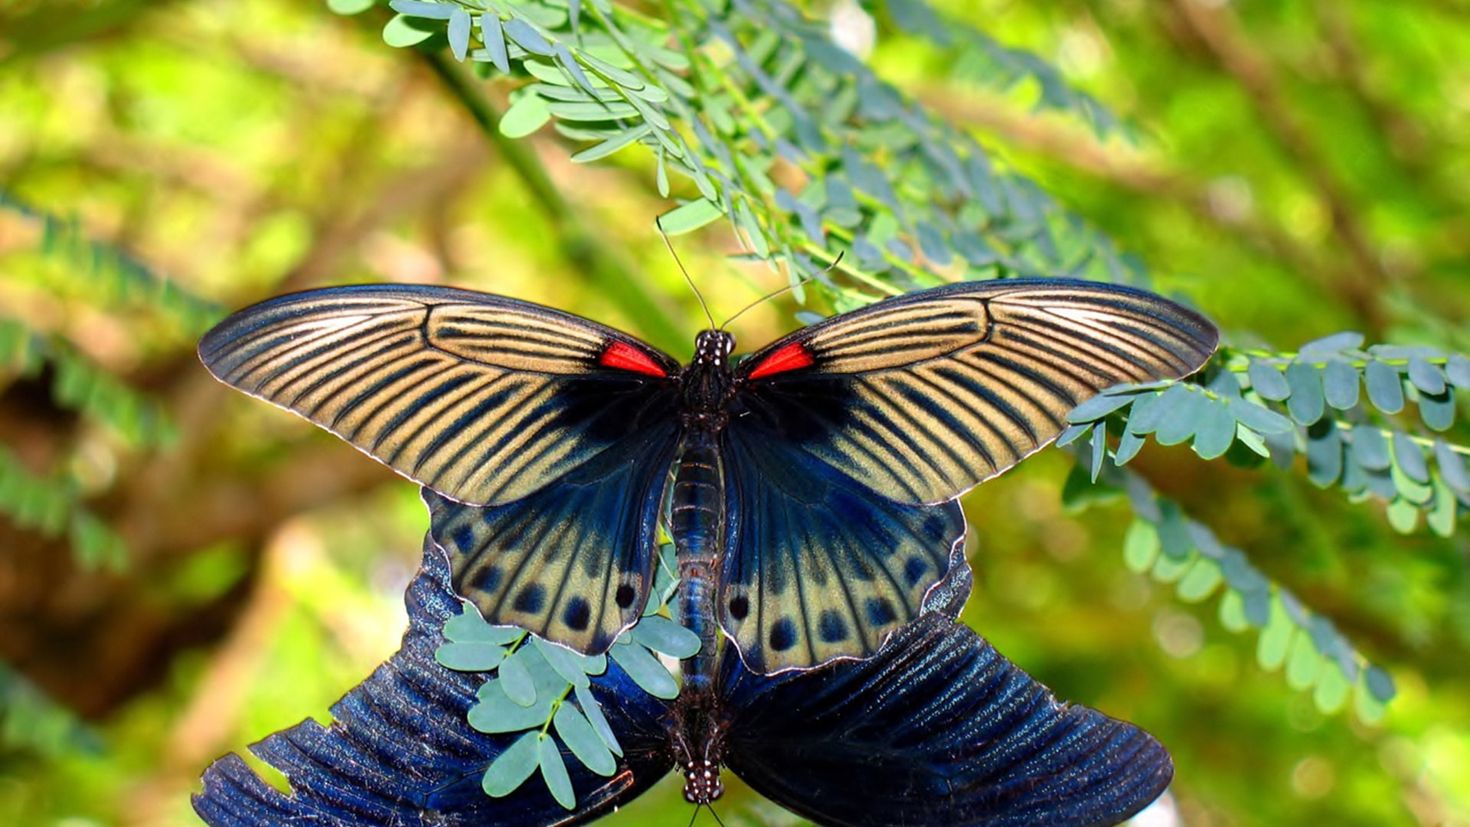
{"left": 720, "top": 612, "right": 1173, "bottom": 827}
{"left": 198, "top": 284, "right": 682, "bottom": 506}
{"left": 719, "top": 427, "right": 967, "bottom": 673}
{"left": 200, "top": 284, "right": 683, "bottom": 654}
{"left": 194, "top": 534, "right": 675, "bottom": 827}
{"left": 732, "top": 278, "right": 1219, "bottom": 504}
{"left": 424, "top": 419, "right": 679, "bottom": 653}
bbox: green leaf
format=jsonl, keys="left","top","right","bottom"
{"left": 1313, "top": 663, "right": 1351, "bottom": 713}
{"left": 444, "top": 604, "right": 524, "bottom": 644}
{"left": 1257, "top": 598, "right": 1291, "bottom": 671}
{"left": 1365, "top": 664, "right": 1396, "bottom": 702}
{"left": 1286, "top": 630, "right": 1322, "bottom": 690}
{"left": 1418, "top": 389, "right": 1456, "bottom": 431}
{"left": 1407, "top": 356, "right": 1446, "bottom": 394}
{"left": 327, "top": 0, "right": 376, "bottom": 15}
{"left": 499, "top": 648, "right": 537, "bottom": 706}
{"left": 1247, "top": 361, "right": 1290, "bottom": 401}
{"left": 483, "top": 732, "right": 540, "bottom": 797}
{"left": 1153, "top": 386, "right": 1202, "bottom": 446}
{"left": 500, "top": 93, "right": 552, "bottom": 138}
{"left": 1350, "top": 427, "right": 1391, "bottom": 471}
{"left": 1123, "top": 520, "right": 1160, "bottom": 573}
{"left": 529, "top": 638, "right": 590, "bottom": 689}
{"left": 629, "top": 615, "right": 702, "bottom": 659}
{"left": 1428, "top": 473, "right": 1456, "bottom": 537}
{"left": 1177, "top": 557, "right": 1223, "bottom": 603}
{"left": 382, "top": 13, "right": 434, "bottom": 47}
{"left": 1219, "top": 589, "right": 1249, "bottom": 632}
{"left": 537, "top": 735, "right": 575, "bottom": 809}
{"left": 503, "top": 18, "right": 555, "bottom": 56}
{"left": 447, "top": 7, "right": 471, "bottom": 62}
{"left": 479, "top": 13, "right": 509, "bottom": 73}
{"left": 1306, "top": 422, "right": 1343, "bottom": 487}
{"left": 1435, "top": 439, "right": 1470, "bottom": 492}
{"left": 1156, "top": 501, "right": 1193, "bottom": 560}
{"left": 1386, "top": 497, "right": 1419, "bottom": 533}
{"left": 1322, "top": 359, "right": 1360, "bottom": 410}
{"left": 1191, "top": 399, "right": 1236, "bottom": 460}
{"left": 574, "top": 684, "right": 623, "bottom": 757}
{"left": 1284, "top": 363, "right": 1325, "bottom": 425}
{"left": 1088, "top": 421, "right": 1106, "bottom": 482}
{"left": 389, "top": 0, "right": 452, "bottom": 18}
{"left": 1228, "top": 398, "right": 1293, "bottom": 434}
{"left": 1446, "top": 354, "right": 1470, "bottom": 387}
{"left": 571, "top": 125, "right": 651, "bottom": 163}
{"left": 1114, "top": 429, "right": 1146, "bottom": 465}
{"left": 553, "top": 703, "right": 616, "bottom": 776}
{"left": 1299, "top": 331, "right": 1364, "bottom": 356}
{"left": 658, "top": 199, "right": 723, "bottom": 235}
{"left": 1392, "top": 433, "right": 1429, "bottom": 483}
{"left": 609, "top": 641, "right": 678, "bottom": 699}
{"left": 1066, "top": 391, "right": 1134, "bottom": 424}
{"left": 467, "top": 681, "right": 555, "bottom": 733}
{"left": 1364, "top": 361, "right": 1404, "bottom": 413}
{"left": 435, "top": 641, "right": 507, "bottom": 672}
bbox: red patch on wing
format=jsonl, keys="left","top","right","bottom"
{"left": 747, "top": 341, "right": 815, "bottom": 380}
{"left": 599, "top": 341, "right": 667, "bottom": 377}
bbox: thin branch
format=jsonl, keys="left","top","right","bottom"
{"left": 419, "top": 51, "right": 689, "bottom": 351}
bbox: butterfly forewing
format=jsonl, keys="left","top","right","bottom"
{"left": 735, "top": 280, "right": 1219, "bottom": 505}
{"left": 198, "top": 284, "right": 681, "bottom": 506}
{"left": 720, "top": 612, "right": 1174, "bottom": 827}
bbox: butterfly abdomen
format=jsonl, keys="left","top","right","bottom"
{"left": 671, "top": 431, "right": 725, "bottom": 688}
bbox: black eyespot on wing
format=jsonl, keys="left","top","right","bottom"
{"left": 513, "top": 584, "right": 545, "bottom": 614}
{"left": 865, "top": 598, "right": 897, "bottom": 627}
{"left": 563, "top": 597, "right": 592, "bottom": 632}
{"left": 729, "top": 595, "right": 750, "bottom": 621}
{"left": 817, "top": 611, "right": 849, "bottom": 644}
{"left": 768, "top": 618, "right": 797, "bottom": 652}
{"left": 616, "top": 583, "right": 637, "bottom": 609}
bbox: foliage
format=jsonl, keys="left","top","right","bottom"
{"left": 2, "top": 0, "right": 1468, "bottom": 824}
{"left": 435, "top": 545, "right": 698, "bottom": 806}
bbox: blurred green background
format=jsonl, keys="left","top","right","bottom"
{"left": 2, "top": 1, "right": 1468, "bottom": 825}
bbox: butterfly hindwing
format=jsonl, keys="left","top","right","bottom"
{"left": 719, "top": 427, "right": 967, "bottom": 673}
{"left": 734, "top": 279, "right": 1218, "bottom": 504}
{"left": 425, "top": 422, "right": 679, "bottom": 654}
{"left": 721, "top": 612, "right": 1173, "bottom": 827}
{"left": 193, "top": 536, "right": 675, "bottom": 827}
{"left": 198, "top": 284, "right": 681, "bottom": 506}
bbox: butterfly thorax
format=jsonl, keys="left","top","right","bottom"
{"left": 680, "top": 330, "right": 736, "bottom": 428}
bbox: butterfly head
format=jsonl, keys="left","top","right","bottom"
{"left": 693, "top": 330, "right": 736, "bottom": 368}
{"left": 682, "top": 758, "right": 724, "bottom": 805}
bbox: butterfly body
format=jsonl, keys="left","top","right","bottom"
{"left": 200, "top": 278, "right": 1218, "bottom": 673}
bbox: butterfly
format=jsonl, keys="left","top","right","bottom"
{"left": 199, "top": 278, "right": 1217, "bottom": 672}
{"left": 193, "top": 532, "right": 1173, "bottom": 827}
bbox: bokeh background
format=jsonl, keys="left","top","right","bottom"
{"left": 2, "top": 1, "right": 1468, "bottom": 825}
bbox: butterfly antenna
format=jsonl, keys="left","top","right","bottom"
{"left": 657, "top": 216, "right": 716, "bottom": 330}
{"left": 719, "top": 250, "right": 845, "bottom": 331}
{"left": 707, "top": 803, "right": 729, "bottom": 827}
{"left": 685, "top": 804, "right": 702, "bottom": 827}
